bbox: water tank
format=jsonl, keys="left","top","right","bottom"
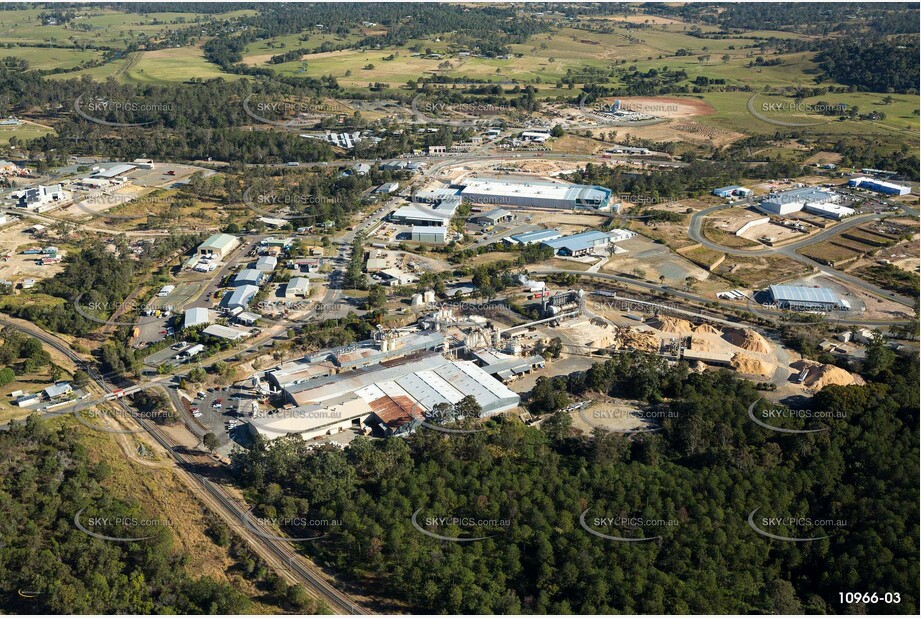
{"left": 423, "top": 289, "right": 436, "bottom": 304}
{"left": 411, "top": 294, "right": 423, "bottom": 306}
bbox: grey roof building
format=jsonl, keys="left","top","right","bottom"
{"left": 233, "top": 269, "right": 264, "bottom": 286}
{"left": 768, "top": 285, "right": 850, "bottom": 311}
{"left": 221, "top": 284, "right": 260, "bottom": 310}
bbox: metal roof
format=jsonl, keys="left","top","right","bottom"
{"left": 221, "top": 284, "right": 259, "bottom": 309}
{"left": 183, "top": 307, "right": 211, "bottom": 329}
{"left": 286, "top": 353, "right": 519, "bottom": 415}
{"left": 764, "top": 187, "right": 836, "bottom": 205}
{"left": 203, "top": 323, "right": 251, "bottom": 340}
{"left": 92, "top": 163, "right": 135, "bottom": 178}
{"left": 543, "top": 230, "right": 611, "bottom": 252}
{"left": 233, "top": 269, "right": 263, "bottom": 286}
{"left": 287, "top": 277, "right": 310, "bottom": 292}
{"left": 510, "top": 229, "right": 562, "bottom": 244}
{"left": 200, "top": 233, "right": 239, "bottom": 251}
{"left": 769, "top": 285, "right": 842, "bottom": 304}
{"left": 477, "top": 208, "right": 513, "bottom": 220}
{"left": 391, "top": 204, "right": 453, "bottom": 223}
{"left": 461, "top": 178, "right": 610, "bottom": 204}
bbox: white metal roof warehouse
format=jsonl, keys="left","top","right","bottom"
{"left": 250, "top": 354, "right": 520, "bottom": 441}
{"left": 460, "top": 178, "right": 612, "bottom": 210}
{"left": 769, "top": 285, "right": 850, "bottom": 311}
{"left": 284, "top": 353, "right": 520, "bottom": 413}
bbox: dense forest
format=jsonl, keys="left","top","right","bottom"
{"left": 231, "top": 348, "right": 919, "bottom": 614}
{"left": 565, "top": 159, "right": 805, "bottom": 203}
{"left": 816, "top": 38, "right": 920, "bottom": 94}
{"left": 0, "top": 417, "right": 252, "bottom": 613}
{"left": 655, "top": 3, "right": 920, "bottom": 36}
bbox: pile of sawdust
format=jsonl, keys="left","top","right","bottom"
{"left": 791, "top": 360, "right": 865, "bottom": 389}
{"left": 647, "top": 316, "right": 694, "bottom": 334}
{"left": 694, "top": 323, "right": 722, "bottom": 336}
{"left": 723, "top": 328, "right": 771, "bottom": 354}
{"left": 619, "top": 329, "right": 660, "bottom": 352}
{"left": 591, "top": 334, "right": 617, "bottom": 349}
{"left": 732, "top": 353, "right": 773, "bottom": 377}
{"left": 690, "top": 337, "right": 715, "bottom": 351}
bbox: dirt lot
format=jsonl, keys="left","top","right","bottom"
{"left": 624, "top": 218, "right": 697, "bottom": 251}
{"left": 0, "top": 220, "right": 66, "bottom": 284}
{"left": 702, "top": 224, "right": 761, "bottom": 249}
{"left": 714, "top": 254, "right": 814, "bottom": 289}
{"left": 737, "top": 221, "right": 805, "bottom": 244}
{"left": 572, "top": 399, "right": 657, "bottom": 434}
{"left": 602, "top": 235, "right": 715, "bottom": 286}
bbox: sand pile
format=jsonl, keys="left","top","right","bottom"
{"left": 647, "top": 316, "right": 694, "bottom": 334}
{"left": 791, "top": 360, "right": 865, "bottom": 389}
{"left": 732, "top": 353, "right": 773, "bottom": 377}
{"left": 723, "top": 328, "right": 771, "bottom": 354}
{"left": 619, "top": 329, "right": 660, "bottom": 352}
{"left": 694, "top": 323, "right": 722, "bottom": 336}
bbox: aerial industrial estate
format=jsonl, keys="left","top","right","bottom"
{"left": 0, "top": 2, "right": 917, "bottom": 617}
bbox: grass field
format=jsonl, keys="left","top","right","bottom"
{"left": 0, "top": 8, "right": 254, "bottom": 49}
{"left": 122, "top": 47, "right": 242, "bottom": 85}
{"left": 0, "top": 46, "right": 102, "bottom": 70}
{"left": 694, "top": 90, "right": 920, "bottom": 146}
{"left": 0, "top": 120, "right": 54, "bottom": 145}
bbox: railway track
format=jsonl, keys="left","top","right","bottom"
{"left": 0, "top": 317, "right": 371, "bottom": 615}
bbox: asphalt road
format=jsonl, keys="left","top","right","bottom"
{"left": 687, "top": 203, "right": 916, "bottom": 307}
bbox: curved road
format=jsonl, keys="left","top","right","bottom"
{"left": 533, "top": 268, "right": 914, "bottom": 327}
{"left": 688, "top": 203, "right": 916, "bottom": 308}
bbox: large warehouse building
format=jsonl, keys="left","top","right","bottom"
{"left": 847, "top": 177, "right": 911, "bottom": 196}
{"left": 541, "top": 229, "right": 634, "bottom": 256}
{"left": 758, "top": 187, "right": 840, "bottom": 217}
{"left": 198, "top": 233, "right": 240, "bottom": 258}
{"left": 410, "top": 225, "right": 447, "bottom": 244}
{"left": 459, "top": 178, "right": 612, "bottom": 211}
{"left": 248, "top": 354, "right": 520, "bottom": 441}
{"left": 390, "top": 202, "right": 458, "bottom": 226}
{"left": 768, "top": 285, "right": 850, "bottom": 312}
